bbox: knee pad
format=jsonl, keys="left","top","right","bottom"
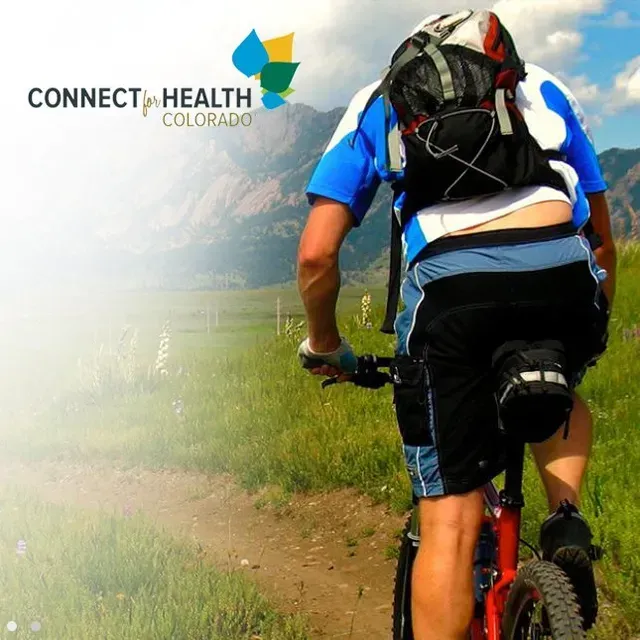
{"left": 492, "top": 340, "right": 574, "bottom": 443}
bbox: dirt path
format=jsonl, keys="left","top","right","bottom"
{"left": 0, "top": 461, "right": 407, "bottom": 639}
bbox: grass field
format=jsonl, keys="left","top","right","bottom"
{"left": 0, "top": 285, "right": 375, "bottom": 639}
{"left": 0, "top": 484, "right": 307, "bottom": 639}
{"left": 1, "top": 246, "right": 639, "bottom": 636}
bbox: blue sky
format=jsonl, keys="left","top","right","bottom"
{"left": 574, "top": 0, "right": 640, "bottom": 150}
{"left": 277, "top": 0, "right": 640, "bottom": 153}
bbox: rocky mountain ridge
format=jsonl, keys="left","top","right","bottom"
{"left": 48, "top": 105, "right": 640, "bottom": 289}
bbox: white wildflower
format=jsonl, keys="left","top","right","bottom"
{"left": 361, "top": 290, "right": 372, "bottom": 329}
{"left": 154, "top": 320, "right": 172, "bottom": 377}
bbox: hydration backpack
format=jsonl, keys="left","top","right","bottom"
{"left": 351, "top": 10, "right": 571, "bottom": 333}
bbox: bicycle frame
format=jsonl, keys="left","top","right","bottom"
{"left": 472, "top": 438, "right": 526, "bottom": 640}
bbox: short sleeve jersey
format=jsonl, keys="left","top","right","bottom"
{"left": 306, "top": 63, "right": 607, "bottom": 265}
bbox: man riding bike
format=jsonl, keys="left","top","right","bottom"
{"left": 297, "top": 10, "right": 615, "bottom": 640}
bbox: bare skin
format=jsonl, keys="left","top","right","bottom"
{"left": 588, "top": 191, "right": 617, "bottom": 305}
{"left": 297, "top": 194, "right": 616, "bottom": 640}
{"left": 531, "top": 192, "right": 616, "bottom": 512}
{"left": 412, "top": 491, "right": 485, "bottom": 640}
{"left": 532, "top": 393, "right": 592, "bottom": 510}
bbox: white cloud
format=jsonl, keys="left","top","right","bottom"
{"left": 615, "top": 56, "right": 640, "bottom": 101}
{"left": 612, "top": 10, "right": 633, "bottom": 26}
{"left": 292, "top": 0, "right": 609, "bottom": 105}
{"left": 0, "top": 0, "right": 611, "bottom": 259}
{"left": 589, "top": 9, "right": 640, "bottom": 27}
{"left": 606, "top": 55, "right": 640, "bottom": 112}
{"left": 491, "top": 0, "right": 606, "bottom": 69}
{"left": 543, "top": 30, "right": 584, "bottom": 60}
{"left": 560, "top": 73, "right": 601, "bottom": 103}
{"left": 589, "top": 113, "right": 604, "bottom": 128}
{"left": 3, "top": 0, "right": 609, "bottom": 113}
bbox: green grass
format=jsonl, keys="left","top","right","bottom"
{"left": 0, "top": 486, "right": 307, "bottom": 639}
{"left": 3, "top": 248, "right": 640, "bottom": 634}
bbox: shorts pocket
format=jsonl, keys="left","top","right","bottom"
{"left": 572, "top": 289, "right": 610, "bottom": 383}
{"left": 390, "top": 355, "right": 432, "bottom": 446}
{"left": 590, "top": 291, "right": 610, "bottom": 360}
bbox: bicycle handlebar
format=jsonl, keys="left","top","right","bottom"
{"left": 321, "top": 354, "right": 393, "bottom": 389}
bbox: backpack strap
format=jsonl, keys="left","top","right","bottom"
{"left": 363, "top": 27, "right": 457, "bottom": 332}
{"left": 422, "top": 42, "right": 456, "bottom": 102}
{"left": 381, "top": 183, "right": 406, "bottom": 334}
{"left": 350, "top": 31, "right": 440, "bottom": 172}
{"left": 495, "top": 88, "right": 514, "bottom": 135}
{"left": 582, "top": 218, "right": 604, "bottom": 250}
{"left": 350, "top": 8, "right": 483, "bottom": 172}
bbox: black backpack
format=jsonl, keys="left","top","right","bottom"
{"left": 351, "top": 10, "right": 571, "bottom": 333}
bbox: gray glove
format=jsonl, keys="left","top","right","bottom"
{"left": 297, "top": 337, "right": 358, "bottom": 374}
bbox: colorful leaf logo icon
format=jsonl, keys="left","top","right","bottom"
{"left": 260, "top": 62, "right": 300, "bottom": 94}
{"left": 262, "top": 92, "right": 288, "bottom": 110}
{"left": 232, "top": 30, "right": 269, "bottom": 77}
{"left": 262, "top": 33, "right": 294, "bottom": 62}
{"left": 256, "top": 33, "right": 295, "bottom": 78}
{"left": 232, "top": 30, "right": 300, "bottom": 110}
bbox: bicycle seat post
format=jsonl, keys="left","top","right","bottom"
{"left": 501, "top": 438, "right": 525, "bottom": 509}
{"left": 485, "top": 436, "right": 527, "bottom": 625}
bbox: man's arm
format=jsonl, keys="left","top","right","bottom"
{"left": 546, "top": 75, "right": 617, "bottom": 306}
{"left": 587, "top": 191, "right": 617, "bottom": 306}
{"left": 297, "top": 197, "right": 354, "bottom": 353}
{"left": 298, "top": 82, "right": 383, "bottom": 367}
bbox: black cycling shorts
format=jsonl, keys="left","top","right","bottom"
{"left": 392, "top": 223, "right": 609, "bottom": 498}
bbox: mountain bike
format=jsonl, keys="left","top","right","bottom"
{"left": 317, "top": 353, "right": 596, "bottom": 640}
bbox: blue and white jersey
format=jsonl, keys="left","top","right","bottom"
{"left": 306, "top": 63, "right": 608, "bottom": 266}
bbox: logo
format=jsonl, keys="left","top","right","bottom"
{"left": 232, "top": 30, "right": 299, "bottom": 110}
{"left": 25, "top": 33, "right": 301, "bottom": 125}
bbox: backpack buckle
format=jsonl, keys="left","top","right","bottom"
{"left": 409, "top": 32, "right": 430, "bottom": 50}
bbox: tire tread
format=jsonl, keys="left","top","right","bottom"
{"left": 503, "top": 560, "right": 586, "bottom": 639}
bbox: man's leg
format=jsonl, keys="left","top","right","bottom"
{"left": 531, "top": 391, "right": 598, "bottom": 629}
{"left": 412, "top": 489, "right": 484, "bottom": 640}
{"left": 531, "top": 392, "right": 592, "bottom": 509}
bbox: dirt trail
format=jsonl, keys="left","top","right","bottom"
{"left": 0, "top": 462, "right": 408, "bottom": 639}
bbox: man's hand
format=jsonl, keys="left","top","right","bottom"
{"left": 298, "top": 336, "right": 357, "bottom": 377}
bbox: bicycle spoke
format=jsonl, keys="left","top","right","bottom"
{"left": 522, "top": 600, "right": 554, "bottom": 639}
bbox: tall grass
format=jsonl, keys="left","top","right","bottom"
{"left": 4, "top": 247, "right": 640, "bottom": 633}
{"left": 0, "top": 485, "right": 307, "bottom": 639}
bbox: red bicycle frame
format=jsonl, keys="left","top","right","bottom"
{"left": 471, "top": 439, "right": 527, "bottom": 640}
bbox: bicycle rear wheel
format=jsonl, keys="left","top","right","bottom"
{"left": 392, "top": 515, "right": 416, "bottom": 640}
{"left": 502, "top": 560, "right": 586, "bottom": 639}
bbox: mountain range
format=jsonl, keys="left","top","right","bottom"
{"left": 61, "top": 104, "right": 640, "bottom": 290}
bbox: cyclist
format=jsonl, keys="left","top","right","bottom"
{"left": 297, "top": 10, "right": 614, "bottom": 640}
